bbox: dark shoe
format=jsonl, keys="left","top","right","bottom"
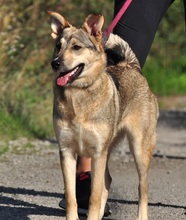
{"left": 59, "top": 172, "right": 111, "bottom": 217}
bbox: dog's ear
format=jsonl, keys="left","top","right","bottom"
{"left": 48, "top": 11, "right": 71, "bottom": 39}
{"left": 82, "top": 14, "right": 104, "bottom": 42}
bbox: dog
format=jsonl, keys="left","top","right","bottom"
{"left": 48, "top": 11, "right": 159, "bottom": 220}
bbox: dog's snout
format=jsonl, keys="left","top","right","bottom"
{"left": 51, "top": 60, "right": 60, "bottom": 71}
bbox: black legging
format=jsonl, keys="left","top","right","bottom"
{"left": 113, "top": 0, "right": 185, "bottom": 68}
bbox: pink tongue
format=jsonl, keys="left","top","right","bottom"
{"left": 57, "top": 72, "right": 72, "bottom": 86}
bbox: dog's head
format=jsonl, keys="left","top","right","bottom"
{"left": 48, "top": 12, "right": 106, "bottom": 88}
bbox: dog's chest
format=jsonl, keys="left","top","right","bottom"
{"left": 60, "top": 117, "right": 109, "bottom": 156}
{"left": 56, "top": 103, "right": 112, "bottom": 156}
{"left": 54, "top": 85, "right": 118, "bottom": 155}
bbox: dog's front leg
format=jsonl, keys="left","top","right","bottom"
{"left": 87, "top": 151, "right": 108, "bottom": 220}
{"left": 101, "top": 159, "right": 112, "bottom": 216}
{"left": 59, "top": 150, "right": 78, "bottom": 220}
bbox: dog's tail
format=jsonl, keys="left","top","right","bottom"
{"left": 105, "top": 33, "right": 140, "bottom": 69}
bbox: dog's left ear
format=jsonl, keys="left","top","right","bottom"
{"left": 82, "top": 14, "right": 104, "bottom": 42}
{"left": 48, "top": 11, "right": 71, "bottom": 39}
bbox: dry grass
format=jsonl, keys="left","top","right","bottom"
{"left": 0, "top": 1, "right": 55, "bottom": 138}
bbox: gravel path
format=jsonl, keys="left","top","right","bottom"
{"left": 0, "top": 111, "right": 186, "bottom": 220}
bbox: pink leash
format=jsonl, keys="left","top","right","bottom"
{"left": 102, "top": 0, "right": 133, "bottom": 45}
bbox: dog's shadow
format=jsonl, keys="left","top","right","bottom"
{"left": 0, "top": 186, "right": 65, "bottom": 220}
{"left": 1, "top": 186, "right": 185, "bottom": 219}
{"left": 0, "top": 186, "right": 114, "bottom": 220}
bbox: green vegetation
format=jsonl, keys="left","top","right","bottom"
{"left": 0, "top": 0, "right": 185, "bottom": 146}
{"left": 0, "top": 110, "right": 32, "bottom": 155}
{"left": 144, "top": 0, "right": 186, "bottom": 95}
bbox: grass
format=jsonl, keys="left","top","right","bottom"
{"left": 0, "top": 110, "right": 32, "bottom": 155}
{"left": 144, "top": 55, "right": 186, "bottom": 96}
{"left": 0, "top": 109, "right": 55, "bottom": 156}
{"left": 0, "top": 110, "right": 32, "bottom": 139}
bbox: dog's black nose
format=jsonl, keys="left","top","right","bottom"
{"left": 51, "top": 60, "right": 60, "bottom": 71}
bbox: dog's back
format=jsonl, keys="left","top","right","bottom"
{"left": 105, "top": 34, "right": 159, "bottom": 135}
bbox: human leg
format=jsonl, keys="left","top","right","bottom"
{"left": 76, "top": 156, "right": 91, "bottom": 174}
{"left": 59, "top": 155, "right": 111, "bottom": 216}
{"left": 114, "top": 0, "right": 174, "bottom": 68}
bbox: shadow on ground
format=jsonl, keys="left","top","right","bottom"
{"left": 0, "top": 186, "right": 64, "bottom": 220}
{"left": 0, "top": 186, "right": 185, "bottom": 219}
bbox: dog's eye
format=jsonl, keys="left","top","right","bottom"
{"left": 72, "top": 45, "right": 82, "bottom": 51}
{"left": 56, "top": 42, "right": 61, "bottom": 50}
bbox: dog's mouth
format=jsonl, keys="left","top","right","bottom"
{"left": 57, "top": 64, "right": 84, "bottom": 86}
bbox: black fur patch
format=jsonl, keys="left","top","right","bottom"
{"left": 105, "top": 45, "right": 125, "bottom": 66}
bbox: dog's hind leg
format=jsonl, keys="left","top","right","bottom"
{"left": 127, "top": 129, "right": 155, "bottom": 220}
{"left": 59, "top": 150, "right": 78, "bottom": 220}
{"left": 87, "top": 151, "right": 108, "bottom": 220}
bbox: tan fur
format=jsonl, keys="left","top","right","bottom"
{"left": 48, "top": 11, "right": 159, "bottom": 220}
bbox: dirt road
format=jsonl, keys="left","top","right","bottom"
{"left": 0, "top": 111, "right": 186, "bottom": 220}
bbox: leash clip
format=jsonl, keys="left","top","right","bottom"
{"left": 102, "top": 31, "right": 109, "bottom": 47}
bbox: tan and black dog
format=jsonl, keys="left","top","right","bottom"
{"left": 48, "top": 11, "right": 159, "bottom": 220}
